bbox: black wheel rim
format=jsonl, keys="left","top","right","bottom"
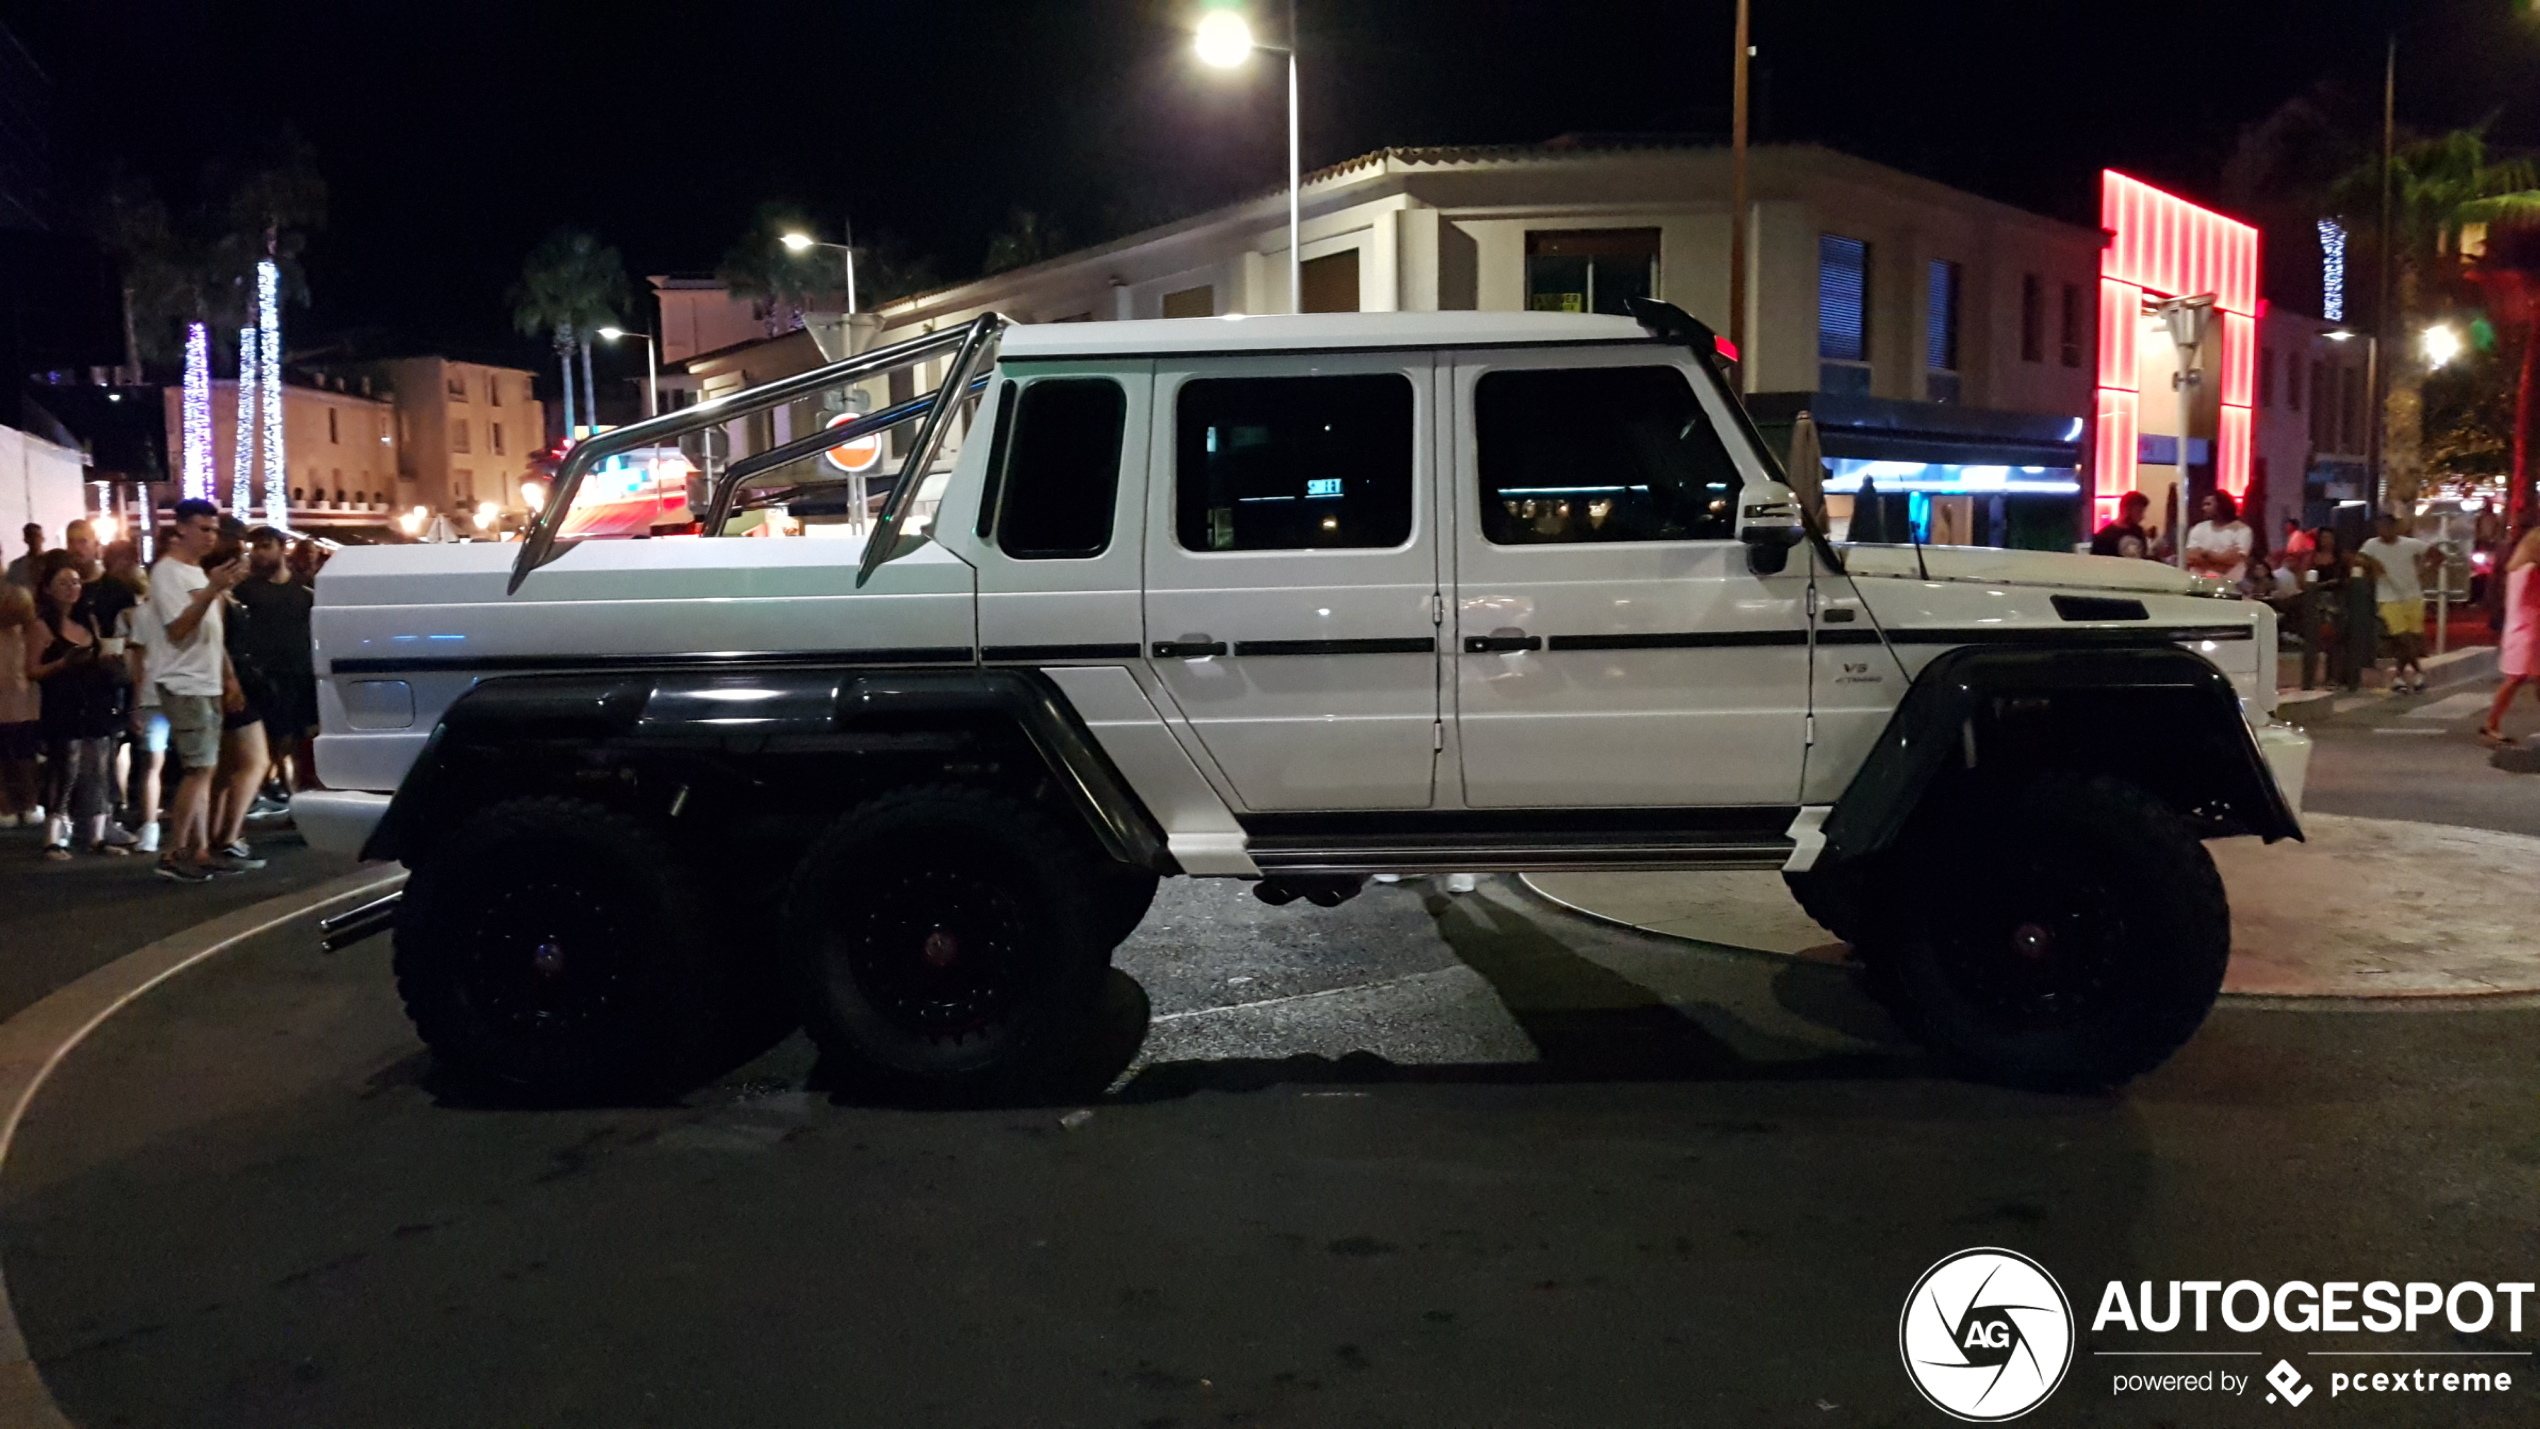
{"left": 829, "top": 862, "right": 1036, "bottom": 1044}
{"left": 1927, "top": 847, "right": 2134, "bottom": 1031}
{"left": 453, "top": 875, "right": 649, "bottom": 1056}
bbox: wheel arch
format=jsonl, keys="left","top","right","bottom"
{"left": 360, "top": 666, "right": 1172, "bottom": 874}
{"left": 1814, "top": 643, "right": 2302, "bottom": 875}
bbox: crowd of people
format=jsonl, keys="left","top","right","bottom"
{"left": 0, "top": 502, "right": 329, "bottom": 882}
{"left": 2088, "top": 488, "right": 2540, "bottom": 743}
{"left": 2090, "top": 491, "right": 2457, "bottom": 693}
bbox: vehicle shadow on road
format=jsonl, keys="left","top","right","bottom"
{"left": 1114, "top": 882, "right": 1922, "bottom": 1103}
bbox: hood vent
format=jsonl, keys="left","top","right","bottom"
{"left": 2051, "top": 594, "right": 2149, "bottom": 622}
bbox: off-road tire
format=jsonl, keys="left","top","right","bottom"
{"left": 1090, "top": 867, "right": 1162, "bottom": 948}
{"left": 394, "top": 796, "right": 719, "bottom": 1102}
{"left": 783, "top": 783, "right": 1113, "bottom": 1101}
{"left": 1851, "top": 774, "right": 2230, "bottom": 1091}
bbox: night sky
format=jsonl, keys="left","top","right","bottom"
{"left": 5, "top": 0, "right": 2528, "bottom": 381}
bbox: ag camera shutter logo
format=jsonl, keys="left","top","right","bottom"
{"left": 1900, "top": 1248, "right": 2076, "bottom": 1421}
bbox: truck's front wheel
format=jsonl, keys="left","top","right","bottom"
{"left": 394, "top": 796, "right": 720, "bottom": 1102}
{"left": 783, "top": 785, "right": 1112, "bottom": 1101}
{"left": 1857, "top": 774, "right": 2230, "bottom": 1091}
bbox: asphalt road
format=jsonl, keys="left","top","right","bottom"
{"left": 0, "top": 816, "right": 360, "bottom": 1022}
{"left": 2291, "top": 680, "right": 2540, "bottom": 837}
{"left": 5, "top": 867, "right": 2535, "bottom": 1428}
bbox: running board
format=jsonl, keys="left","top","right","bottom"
{"left": 1246, "top": 835, "right": 1795, "bottom": 875}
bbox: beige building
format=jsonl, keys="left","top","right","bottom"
{"left": 344, "top": 357, "right": 547, "bottom": 520}
{"left": 857, "top": 140, "right": 2107, "bottom": 549}
{"left": 158, "top": 377, "right": 403, "bottom": 533}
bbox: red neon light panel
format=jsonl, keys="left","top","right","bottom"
{"left": 2095, "top": 171, "right": 2260, "bottom": 506}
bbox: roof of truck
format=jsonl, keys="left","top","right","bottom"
{"left": 994, "top": 310, "right": 1661, "bottom": 360}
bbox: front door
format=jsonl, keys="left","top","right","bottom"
{"left": 1142, "top": 352, "right": 1440, "bottom": 811}
{"left": 1447, "top": 348, "right": 1810, "bottom": 808}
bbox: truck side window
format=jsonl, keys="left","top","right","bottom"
{"left": 1474, "top": 365, "right": 1742, "bottom": 544}
{"left": 1176, "top": 373, "right": 1415, "bottom": 552}
{"left": 989, "top": 378, "right": 1127, "bottom": 560}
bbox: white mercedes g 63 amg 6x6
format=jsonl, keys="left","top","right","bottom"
{"left": 296, "top": 301, "right": 2308, "bottom": 1100}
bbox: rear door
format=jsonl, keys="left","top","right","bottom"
{"left": 1141, "top": 352, "right": 1441, "bottom": 811}
{"left": 1446, "top": 347, "right": 1810, "bottom": 807}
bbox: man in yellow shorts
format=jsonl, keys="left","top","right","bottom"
{"left": 2360, "top": 511, "right": 2440, "bottom": 694}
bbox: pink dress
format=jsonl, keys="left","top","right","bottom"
{"left": 2504, "top": 564, "right": 2540, "bottom": 678}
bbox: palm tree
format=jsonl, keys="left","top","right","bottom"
{"left": 2334, "top": 129, "right": 2540, "bottom": 509}
{"left": 510, "top": 230, "right": 630, "bottom": 443}
{"left": 716, "top": 203, "right": 834, "bottom": 338}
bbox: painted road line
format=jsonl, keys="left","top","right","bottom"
{"left": 0, "top": 865, "right": 405, "bottom": 1429}
{"left": 2371, "top": 727, "right": 2448, "bottom": 736}
{"left": 2403, "top": 692, "right": 2494, "bottom": 721}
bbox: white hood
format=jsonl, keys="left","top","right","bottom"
{"left": 1838, "top": 543, "right": 2211, "bottom": 596}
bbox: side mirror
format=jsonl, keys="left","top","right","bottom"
{"left": 1737, "top": 479, "right": 1806, "bottom": 575}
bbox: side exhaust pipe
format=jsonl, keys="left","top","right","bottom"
{"left": 319, "top": 892, "right": 401, "bottom": 953}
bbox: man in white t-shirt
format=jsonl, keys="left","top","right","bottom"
{"left": 2183, "top": 491, "right": 2254, "bottom": 585}
{"left": 149, "top": 500, "right": 249, "bottom": 881}
{"left": 2360, "top": 510, "right": 2441, "bottom": 693}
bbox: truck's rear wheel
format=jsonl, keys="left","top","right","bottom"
{"left": 1855, "top": 774, "right": 2229, "bottom": 1091}
{"left": 783, "top": 785, "right": 1111, "bottom": 1101}
{"left": 394, "top": 796, "right": 719, "bottom": 1102}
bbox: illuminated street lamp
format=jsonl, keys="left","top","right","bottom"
{"left": 780, "top": 227, "right": 859, "bottom": 315}
{"left": 2421, "top": 322, "right": 2463, "bottom": 370}
{"left": 1194, "top": 5, "right": 1301, "bottom": 314}
{"left": 597, "top": 325, "right": 659, "bottom": 417}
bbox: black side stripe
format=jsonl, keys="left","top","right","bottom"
{"left": 1234, "top": 637, "right": 1436, "bottom": 657}
{"left": 1545, "top": 630, "right": 1806, "bottom": 651}
{"left": 1885, "top": 625, "right": 2251, "bottom": 646}
{"left": 982, "top": 643, "right": 1141, "bottom": 662}
{"left": 330, "top": 647, "right": 975, "bottom": 676}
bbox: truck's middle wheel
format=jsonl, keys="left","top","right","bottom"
{"left": 783, "top": 784, "right": 1110, "bottom": 1100}
{"left": 1855, "top": 773, "right": 2230, "bottom": 1091}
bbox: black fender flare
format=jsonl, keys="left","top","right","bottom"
{"left": 360, "top": 666, "right": 1171, "bottom": 873}
{"left": 1813, "top": 643, "right": 2302, "bottom": 873}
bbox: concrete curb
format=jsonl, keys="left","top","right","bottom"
{"left": 0, "top": 866, "right": 405, "bottom": 1429}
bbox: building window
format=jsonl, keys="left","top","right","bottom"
{"left": 2260, "top": 346, "right": 2277, "bottom": 407}
{"left": 2289, "top": 355, "right": 2303, "bottom": 411}
{"left": 1300, "top": 250, "right": 1362, "bottom": 313}
{"left": 1818, "top": 234, "right": 1871, "bottom": 395}
{"left": 2309, "top": 361, "right": 2327, "bottom": 445}
{"left": 1176, "top": 373, "right": 1414, "bottom": 551}
{"left": 980, "top": 378, "right": 1128, "bottom": 559}
{"left": 327, "top": 408, "right": 340, "bottom": 444}
{"left": 1162, "top": 285, "right": 1214, "bottom": 319}
{"left": 446, "top": 372, "right": 467, "bottom": 401}
{"left": 2019, "top": 274, "right": 2043, "bottom": 363}
{"left": 2058, "top": 282, "right": 2083, "bottom": 367}
{"left": 450, "top": 419, "right": 471, "bottom": 453}
{"left": 489, "top": 374, "right": 503, "bottom": 406}
{"left": 1475, "top": 365, "right": 1742, "bottom": 544}
{"left": 456, "top": 470, "right": 475, "bottom": 504}
{"left": 1525, "top": 228, "right": 1660, "bottom": 316}
{"left": 490, "top": 423, "right": 505, "bottom": 456}
{"left": 1926, "top": 259, "right": 1962, "bottom": 403}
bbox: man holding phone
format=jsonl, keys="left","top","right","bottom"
{"left": 149, "top": 499, "right": 252, "bottom": 882}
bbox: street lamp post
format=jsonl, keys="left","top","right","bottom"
{"left": 1196, "top": 5, "right": 1301, "bottom": 314}
{"left": 781, "top": 229, "right": 858, "bottom": 316}
{"left": 597, "top": 326, "right": 658, "bottom": 418}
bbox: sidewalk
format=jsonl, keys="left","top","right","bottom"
{"left": 1525, "top": 813, "right": 2540, "bottom": 999}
